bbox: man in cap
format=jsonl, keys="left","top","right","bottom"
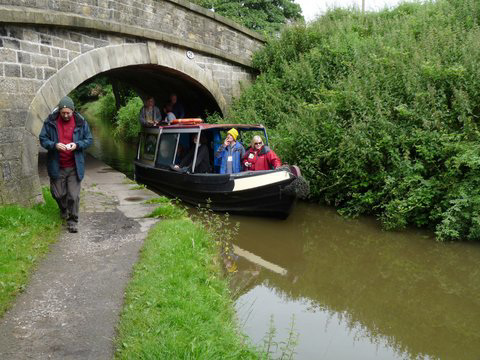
{"left": 215, "top": 128, "right": 245, "bottom": 174}
{"left": 39, "top": 96, "right": 93, "bottom": 233}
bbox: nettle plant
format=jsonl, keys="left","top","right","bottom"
{"left": 192, "top": 200, "right": 239, "bottom": 273}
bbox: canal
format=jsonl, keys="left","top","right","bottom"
{"left": 88, "top": 116, "right": 480, "bottom": 360}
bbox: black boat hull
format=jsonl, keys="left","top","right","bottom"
{"left": 134, "top": 162, "right": 296, "bottom": 218}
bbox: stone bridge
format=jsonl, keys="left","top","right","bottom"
{"left": 0, "top": 0, "right": 265, "bottom": 205}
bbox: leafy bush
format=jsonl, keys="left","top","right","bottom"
{"left": 189, "top": 0, "right": 303, "bottom": 34}
{"left": 69, "top": 76, "right": 109, "bottom": 105}
{"left": 215, "top": 0, "right": 480, "bottom": 241}
{"left": 113, "top": 96, "right": 143, "bottom": 142}
{"left": 97, "top": 85, "right": 116, "bottom": 122}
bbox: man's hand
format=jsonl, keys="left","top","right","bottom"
{"left": 66, "top": 143, "right": 77, "bottom": 151}
{"left": 56, "top": 143, "right": 67, "bottom": 151}
{"left": 224, "top": 139, "right": 230, "bottom": 146}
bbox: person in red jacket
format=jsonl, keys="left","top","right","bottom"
{"left": 243, "top": 135, "right": 282, "bottom": 171}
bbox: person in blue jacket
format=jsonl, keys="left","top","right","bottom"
{"left": 39, "top": 96, "right": 93, "bottom": 233}
{"left": 215, "top": 128, "right": 245, "bottom": 174}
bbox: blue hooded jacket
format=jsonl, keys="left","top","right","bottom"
{"left": 39, "top": 111, "right": 93, "bottom": 180}
{"left": 215, "top": 141, "right": 245, "bottom": 174}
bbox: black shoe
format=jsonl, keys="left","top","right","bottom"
{"left": 68, "top": 224, "right": 78, "bottom": 233}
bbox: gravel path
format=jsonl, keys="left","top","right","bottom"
{"left": 0, "top": 155, "right": 159, "bottom": 359}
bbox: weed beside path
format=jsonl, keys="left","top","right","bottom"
{"left": 115, "top": 218, "right": 259, "bottom": 359}
{"left": 0, "top": 189, "right": 62, "bottom": 316}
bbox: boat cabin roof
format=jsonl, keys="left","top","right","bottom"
{"left": 157, "top": 123, "right": 265, "bottom": 131}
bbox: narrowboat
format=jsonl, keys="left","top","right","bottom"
{"left": 134, "top": 120, "right": 307, "bottom": 218}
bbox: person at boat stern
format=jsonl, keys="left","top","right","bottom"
{"left": 163, "top": 93, "right": 185, "bottom": 120}
{"left": 139, "top": 96, "right": 162, "bottom": 127}
{"left": 215, "top": 128, "right": 245, "bottom": 174}
{"left": 243, "top": 135, "right": 282, "bottom": 171}
{"left": 39, "top": 96, "right": 93, "bottom": 233}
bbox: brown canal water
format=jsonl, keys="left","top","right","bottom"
{"left": 230, "top": 203, "right": 480, "bottom": 360}
{"left": 87, "top": 115, "right": 480, "bottom": 359}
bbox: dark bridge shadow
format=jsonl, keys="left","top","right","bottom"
{"left": 92, "top": 64, "right": 223, "bottom": 119}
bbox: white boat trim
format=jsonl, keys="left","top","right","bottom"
{"left": 232, "top": 171, "right": 291, "bottom": 192}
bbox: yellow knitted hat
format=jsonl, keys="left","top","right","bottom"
{"left": 227, "top": 128, "right": 238, "bottom": 140}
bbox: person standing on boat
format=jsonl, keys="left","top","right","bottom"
{"left": 168, "top": 93, "right": 185, "bottom": 119}
{"left": 243, "top": 135, "right": 282, "bottom": 171}
{"left": 215, "top": 128, "right": 245, "bottom": 174}
{"left": 163, "top": 93, "right": 185, "bottom": 122}
{"left": 39, "top": 96, "right": 93, "bottom": 233}
{"left": 139, "top": 96, "right": 161, "bottom": 127}
{"left": 163, "top": 103, "right": 177, "bottom": 125}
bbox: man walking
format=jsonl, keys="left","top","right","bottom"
{"left": 39, "top": 96, "right": 93, "bottom": 233}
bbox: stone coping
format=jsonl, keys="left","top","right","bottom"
{"left": 0, "top": 5, "right": 261, "bottom": 68}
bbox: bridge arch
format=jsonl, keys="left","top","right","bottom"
{"left": 27, "top": 43, "right": 227, "bottom": 137}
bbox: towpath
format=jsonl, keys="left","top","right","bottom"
{"left": 0, "top": 154, "right": 159, "bottom": 359}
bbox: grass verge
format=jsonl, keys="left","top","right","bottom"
{"left": 0, "top": 188, "right": 62, "bottom": 316}
{"left": 115, "top": 217, "right": 259, "bottom": 359}
{"left": 145, "top": 200, "right": 187, "bottom": 219}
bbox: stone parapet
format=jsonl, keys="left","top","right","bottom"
{"left": 0, "top": 0, "right": 265, "bottom": 68}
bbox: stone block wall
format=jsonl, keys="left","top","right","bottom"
{"left": 165, "top": 46, "right": 253, "bottom": 104}
{"left": 0, "top": 24, "right": 141, "bottom": 204}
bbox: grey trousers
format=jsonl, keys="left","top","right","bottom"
{"left": 50, "top": 167, "right": 81, "bottom": 226}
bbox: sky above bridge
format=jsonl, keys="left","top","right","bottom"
{"left": 296, "top": 0, "right": 409, "bottom": 21}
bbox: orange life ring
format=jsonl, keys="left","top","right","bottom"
{"left": 171, "top": 118, "right": 204, "bottom": 125}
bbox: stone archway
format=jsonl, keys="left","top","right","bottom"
{"left": 17, "top": 42, "right": 227, "bottom": 205}
{"left": 26, "top": 42, "right": 227, "bottom": 137}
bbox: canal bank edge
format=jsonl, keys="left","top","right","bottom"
{"left": 115, "top": 218, "right": 260, "bottom": 358}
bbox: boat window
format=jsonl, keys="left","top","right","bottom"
{"left": 174, "top": 133, "right": 193, "bottom": 165}
{"left": 140, "top": 133, "right": 158, "bottom": 161}
{"left": 156, "top": 133, "right": 178, "bottom": 167}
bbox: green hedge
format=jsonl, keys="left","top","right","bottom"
{"left": 97, "top": 85, "right": 116, "bottom": 122}
{"left": 84, "top": 86, "right": 142, "bottom": 142}
{"left": 113, "top": 96, "right": 143, "bottom": 142}
{"left": 218, "top": 0, "right": 480, "bottom": 241}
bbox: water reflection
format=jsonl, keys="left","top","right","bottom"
{"left": 87, "top": 117, "right": 137, "bottom": 178}
{"left": 232, "top": 203, "right": 480, "bottom": 360}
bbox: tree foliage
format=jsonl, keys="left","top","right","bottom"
{"left": 191, "top": 0, "right": 303, "bottom": 33}
{"left": 217, "top": 0, "right": 480, "bottom": 241}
